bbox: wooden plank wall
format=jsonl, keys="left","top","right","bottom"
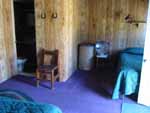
{"left": 35, "top": 0, "right": 148, "bottom": 81}
{"left": 35, "top": 0, "right": 80, "bottom": 81}
{"left": 0, "top": 0, "right": 148, "bottom": 82}
{"left": 79, "top": 0, "right": 148, "bottom": 53}
{"left": 0, "top": 0, "right": 17, "bottom": 82}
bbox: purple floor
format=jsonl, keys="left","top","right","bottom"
{"left": 0, "top": 69, "right": 134, "bottom": 113}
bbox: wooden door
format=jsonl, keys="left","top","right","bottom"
{"left": 138, "top": 0, "right": 150, "bottom": 106}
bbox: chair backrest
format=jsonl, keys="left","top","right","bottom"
{"left": 95, "top": 41, "right": 110, "bottom": 58}
{"left": 39, "top": 49, "right": 58, "bottom": 66}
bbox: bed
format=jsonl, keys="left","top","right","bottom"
{"left": 112, "top": 48, "right": 144, "bottom": 99}
{"left": 0, "top": 89, "right": 62, "bottom": 113}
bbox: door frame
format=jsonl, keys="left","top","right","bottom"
{"left": 11, "top": 0, "right": 17, "bottom": 74}
{"left": 138, "top": 0, "right": 150, "bottom": 106}
{"left": 11, "top": 0, "right": 37, "bottom": 74}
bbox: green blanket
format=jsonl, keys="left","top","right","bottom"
{"left": 112, "top": 68, "right": 139, "bottom": 99}
{"left": 112, "top": 48, "right": 143, "bottom": 99}
{"left": 0, "top": 96, "right": 62, "bottom": 113}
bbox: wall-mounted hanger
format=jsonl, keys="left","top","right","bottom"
{"left": 41, "top": 12, "right": 46, "bottom": 19}
{"left": 125, "top": 14, "right": 146, "bottom": 27}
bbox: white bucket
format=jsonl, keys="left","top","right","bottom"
{"left": 17, "top": 58, "right": 27, "bottom": 73}
{"left": 78, "top": 44, "right": 95, "bottom": 71}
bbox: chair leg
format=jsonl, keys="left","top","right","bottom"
{"left": 36, "top": 70, "right": 40, "bottom": 87}
{"left": 50, "top": 70, "right": 55, "bottom": 89}
{"left": 37, "top": 80, "right": 40, "bottom": 87}
{"left": 96, "top": 57, "right": 98, "bottom": 68}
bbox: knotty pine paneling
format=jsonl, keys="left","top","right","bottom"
{"left": 0, "top": 0, "right": 146, "bottom": 82}
{"left": 35, "top": 0, "right": 80, "bottom": 81}
{"left": 35, "top": 0, "right": 148, "bottom": 81}
{"left": 0, "top": 0, "right": 17, "bottom": 82}
{"left": 79, "top": 0, "right": 148, "bottom": 53}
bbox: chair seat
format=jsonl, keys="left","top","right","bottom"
{"left": 96, "top": 54, "right": 109, "bottom": 58}
{"left": 38, "top": 65, "right": 57, "bottom": 73}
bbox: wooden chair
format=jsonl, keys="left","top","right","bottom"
{"left": 36, "top": 49, "right": 59, "bottom": 89}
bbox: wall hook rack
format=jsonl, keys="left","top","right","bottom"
{"left": 125, "top": 14, "right": 146, "bottom": 27}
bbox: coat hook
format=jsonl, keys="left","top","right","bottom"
{"left": 41, "top": 12, "right": 46, "bottom": 19}
{"left": 52, "top": 12, "right": 57, "bottom": 19}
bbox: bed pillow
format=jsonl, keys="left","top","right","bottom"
{"left": 0, "top": 96, "right": 62, "bottom": 113}
{"left": 121, "top": 47, "right": 144, "bottom": 55}
{"left": 0, "top": 89, "right": 34, "bottom": 102}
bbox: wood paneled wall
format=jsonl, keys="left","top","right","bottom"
{"left": 0, "top": 0, "right": 17, "bottom": 82}
{"left": 79, "top": 0, "right": 148, "bottom": 53}
{"left": 0, "top": 0, "right": 148, "bottom": 82}
{"left": 35, "top": 0, "right": 148, "bottom": 81}
{"left": 35, "top": 0, "right": 80, "bottom": 81}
